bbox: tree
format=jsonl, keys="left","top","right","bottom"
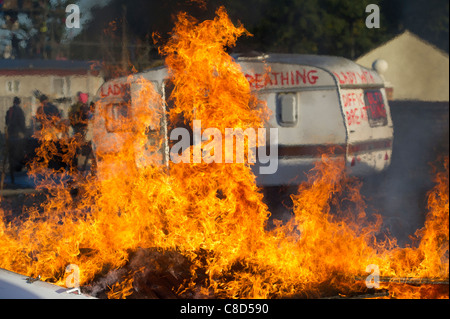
{"left": 218, "top": 0, "right": 448, "bottom": 57}
{"left": 0, "top": 0, "right": 70, "bottom": 59}
{"left": 381, "top": 0, "right": 449, "bottom": 53}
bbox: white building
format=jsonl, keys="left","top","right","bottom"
{"left": 0, "top": 59, "right": 104, "bottom": 134}
{"left": 356, "top": 30, "right": 449, "bottom": 102}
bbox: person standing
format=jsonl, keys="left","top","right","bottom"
{"left": 68, "top": 92, "right": 90, "bottom": 170}
{"left": 35, "top": 94, "right": 66, "bottom": 171}
{"left": 36, "top": 94, "right": 61, "bottom": 132}
{"left": 5, "top": 97, "right": 26, "bottom": 184}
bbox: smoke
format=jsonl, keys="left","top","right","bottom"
{"left": 360, "top": 101, "right": 449, "bottom": 246}
{"left": 85, "top": 268, "right": 126, "bottom": 297}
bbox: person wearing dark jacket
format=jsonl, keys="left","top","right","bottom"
{"left": 5, "top": 97, "right": 26, "bottom": 183}
{"left": 68, "top": 92, "right": 90, "bottom": 171}
{"left": 69, "top": 92, "right": 89, "bottom": 140}
{"left": 34, "top": 94, "right": 67, "bottom": 171}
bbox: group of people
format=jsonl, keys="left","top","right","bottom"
{"left": 3, "top": 92, "right": 91, "bottom": 184}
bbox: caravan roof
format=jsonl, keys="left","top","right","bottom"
{"left": 235, "top": 53, "right": 385, "bottom": 88}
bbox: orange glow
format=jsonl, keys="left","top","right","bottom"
{"left": 0, "top": 7, "right": 448, "bottom": 299}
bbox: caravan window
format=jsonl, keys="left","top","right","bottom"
{"left": 276, "top": 93, "right": 298, "bottom": 126}
{"left": 105, "top": 103, "right": 131, "bottom": 132}
{"left": 364, "top": 90, "right": 387, "bottom": 127}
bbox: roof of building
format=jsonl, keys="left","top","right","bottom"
{"left": 356, "top": 30, "right": 449, "bottom": 102}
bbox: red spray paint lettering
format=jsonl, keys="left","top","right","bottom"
{"left": 342, "top": 91, "right": 365, "bottom": 108}
{"left": 346, "top": 108, "right": 361, "bottom": 126}
{"left": 100, "top": 83, "right": 130, "bottom": 97}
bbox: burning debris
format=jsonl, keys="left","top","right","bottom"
{"left": 0, "top": 7, "right": 448, "bottom": 300}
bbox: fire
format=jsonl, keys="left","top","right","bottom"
{"left": 0, "top": 7, "right": 448, "bottom": 299}
{"left": 379, "top": 157, "right": 449, "bottom": 298}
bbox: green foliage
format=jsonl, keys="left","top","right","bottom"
{"left": 66, "top": 0, "right": 450, "bottom": 64}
